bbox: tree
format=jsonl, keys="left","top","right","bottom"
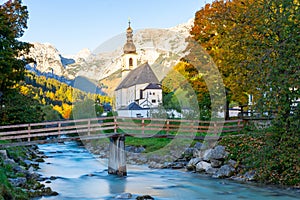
{"left": 0, "top": 0, "right": 31, "bottom": 91}
{"left": 191, "top": 0, "right": 258, "bottom": 119}
{"left": 191, "top": 0, "right": 299, "bottom": 185}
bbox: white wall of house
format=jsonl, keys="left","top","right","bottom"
{"left": 117, "top": 109, "right": 149, "bottom": 118}
{"left": 139, "top": 88, "right": 162, "bottom": 108}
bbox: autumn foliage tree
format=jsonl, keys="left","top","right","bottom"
{"left": 191, "top": 0, "right": 299, "bottom": 185}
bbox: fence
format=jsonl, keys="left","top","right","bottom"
{"left": 0, "top": 117, "right": 244, "bottom": 145}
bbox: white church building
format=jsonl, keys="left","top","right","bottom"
{"left": 115, "top": 22, "right": 162, "bottom": 118}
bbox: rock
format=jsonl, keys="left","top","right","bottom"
{"left": 136, "top": 195, "right": 154, "bottom": 200}
{"left": 0, "top": 150, "right": 8, "bottom": 159}
{"left": 213, "top": 165, "right": 235, "bottom": 178}
{"left": 148, "top": 155, "right": 162, "bottom": 163}
{"left": 203, "top": 146, "right": 228, "bottom": 161}
{"left": 125, "top": 146, "right": 145, "bottom": 153}
{"left": 27, "top": 172, "right": 41, "bottom": 180}
{"left": 35, "top": 158, "right": 45, "bottom": 163}
{"left": 41, "top": 187, "right": 59, "bottom": 196}
{"left": 4, "top": 158, "right": 16, "bottom": 165}
{"left": 195, "top": 161, "right": 212, "bottom": 172}
{"left": 244, "top": 170, "right": 256, "bottom": 181}
{"left": 228, "top": 159, "right": 237, "bottom": 168}
{"left": 148, "top": 161, "right": 164, "bottom": 169}
{"left": 49, "top": 176, "right": 57, "bottom": 180}
{"left": 8, "top": 177, "right": 27, "bottom": 187}
{"left": 183, "top": 148, "right": 194, "bottom": 157}
{"left": 163, "top": 162, "right": 185, "bottom": 169}
{"left": 186, "top": 157, "right": 202, "bottom": 171}
{"left": 115, "top": 192, "right": 132, "bottom": 199}
{"left": 203, "top": 149, "right": 212, "bottom": 161}
{"left": 210, "top": 159, "right": 223, "bottom": 168}
{"left": 13, "top": 165, "right": 27, "bottom": 174}
{"left": 193, "top": 142, "right": 203, "bottom": 150}
{"left": 205, "top": 167, "right": 218, "bottom": 175}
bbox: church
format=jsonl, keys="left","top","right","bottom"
{"left": 115, "top": 22, "right": 162, "bottom": 118}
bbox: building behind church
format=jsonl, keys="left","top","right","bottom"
{"left": 115, "top": 22, "right": 162, "bottom": 118}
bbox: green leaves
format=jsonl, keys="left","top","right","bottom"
{"left": 0, "top": 0, "right": 31, "bottom": 91}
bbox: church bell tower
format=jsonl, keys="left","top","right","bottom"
{"left": 122, "top": 20, "right": 137, "bottom": 80}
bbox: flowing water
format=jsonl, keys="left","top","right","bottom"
{"left": 35, "top": 141, "right": 299, "bottom": 200}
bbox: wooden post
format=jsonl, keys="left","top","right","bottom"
{"left": 213, "top": 121, "right": 218, "bottom": 135}
{"left": 88, "top": 118, "right": 91, "bottom": 136}
{"left": 28, "top": 124, "right": 31, "bottom": 142}
{"left": 58, "top": 122, "right": 61, "bottom": 138}
{"left": 108, "top": 135, "right": 127, "bottom": 176}
{"left": 142, "top": 119, "right": 145, "bottom": 135}
{"left": 166, "top": 119, "right": 170, "bottom": 135}
{"left": 114, "top": 116, "right": 117, "bottom": 134}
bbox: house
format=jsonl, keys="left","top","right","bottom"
{"left": 115, "top": 21, "right": 162, "bottom": 117}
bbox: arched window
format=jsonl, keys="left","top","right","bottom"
{"left": 129, "top": 58, "right": 133, "bottom": 66}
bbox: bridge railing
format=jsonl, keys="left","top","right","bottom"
{"left": 116, "top": 117, "right": 243, "bottom": 138}
{"left": 0, "top": 117, "right": 117, "bottom": 142}
{"left": 0, "top": 117, "right": 244, "bottom": 144}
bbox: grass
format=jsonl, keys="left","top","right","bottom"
{"left": 126, "top": 137, "right": 171, "bottom": 153}
{"left": 0, "top": 149, "right": 29, "bottom": 200}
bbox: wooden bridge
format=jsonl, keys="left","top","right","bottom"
{"left": 0, "top": 116, "right": 244, "bottom": 176}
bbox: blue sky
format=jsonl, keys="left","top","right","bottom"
{"left": 16, "top": 0, "right": 210, "bottom": 55}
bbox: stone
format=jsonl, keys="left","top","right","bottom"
{"left": 228, "top": 159, "right": 237, "bottom": 168}
{"left": 13, "top": 165, "right": 27, "bottom": 174}
{"left": 8, "top": 177, "right": 27, "bottom": 187}
{"left": 213, "top": 165, "right": 235, "bottom": 178}
{"left": 148, "top": 155, "right": 162, "bottom": 163}
{"left": 125, "top": 146, "right": 145, "bottom": 153}
{"left": 195, "top": 161, "right": 212, "bottom": 172}
{"left": 210, "top": 159, "right": 223, "bottom": 168}
{"left": 183, "top": 148, "right": 194, "bottom": 157}
{"left": 4, "top": 158, "right": 16, "bottom": 165}
{"left": 136, "top": 195, "right": 154, "bottom": 200}
{"left": 115, "top": 193, "right": 132, "bottom": 199}
{"left": 148, "top": 161, "right": 164, "bottom": 169}
{"left": 186, "top": 157, "right": 202, "bottom": 171}
{"left": 203, "top": 149, "right": 212, "bottom": 161}
{"left": 49, "top": 176, "right": 57, "bottom": 180}
{"left": 205, "top": 167, "right": 218, "bottom": 175}
{"left": 0, "top": 150, "right": 8, "bottom": 159}
{"left": 193, "top": 142, "right": 203, "bottom": 150}
{"left": 244, "top": 170, "right": 256, "bottom": 181}
{"left": 203, "top": 146, "right": 228, "bottom": 161}
{"left": 35, "top": 158, "right": 45, "bottom": 163}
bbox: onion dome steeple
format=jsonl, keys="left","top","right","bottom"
{"left": 123, "top": 19, "right": 136, "bottom": 54}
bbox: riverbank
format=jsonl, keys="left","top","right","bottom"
{"left": 0, "top": 145, "right": 58, "bottom": 199}
{"left": 85, "top": 134, "right": 300, "bottom": 192}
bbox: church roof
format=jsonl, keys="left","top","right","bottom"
{"left": 116, "top": 62, "right": 159, "bottom": 90}
{"left": 144, "top": 83, "right": 162, "bottom": 90}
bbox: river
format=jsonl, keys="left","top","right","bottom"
{"left": 34, "top": 141, "right": 299, "bottom": 200}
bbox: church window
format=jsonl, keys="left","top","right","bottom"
{"left": 129, "top": 58, "right": 133, "bottom": 66}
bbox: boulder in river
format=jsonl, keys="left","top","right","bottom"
{"left": 213, "top": 165, "right": 235, "bottom": 178}
{"left": 115, "top": 192, "right": 132, "bottom": 199}
{"left": 195, "top": 161, "right": 212, "bottom": 172}
{"left": 136, "top": 195, "right": 155, "bottom": 200}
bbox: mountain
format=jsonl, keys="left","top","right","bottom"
{"left": 25, "top": 18, "right": 195, "bottom": 95}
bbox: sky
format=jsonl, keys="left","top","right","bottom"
{"left": 9, "top": 0, "right": 211, "bottom": 55}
